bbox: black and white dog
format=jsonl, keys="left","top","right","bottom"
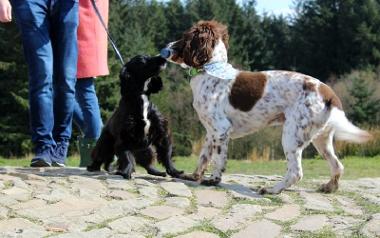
{"left": 87, "top": 55, "right": 183, "bottom": 179}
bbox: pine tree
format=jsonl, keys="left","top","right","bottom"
{"left": 348, "top": 77, "right": 380, "bottom": 124}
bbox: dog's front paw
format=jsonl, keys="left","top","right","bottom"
{"left": 178, "top": 173, "right": 201, "bottom": 182}
{"left": 201, "top": 176, "right": 221, "bottom": 186}
{"left": 115, "top": 171, "right": 132, "bottom": 179}
{"left": 318, "top": 182, "right": 338, "bottom": 193}
{"left": 167, "top": 168, "right": 184, "bottom": 178}
{"left": 87, "top": 164, "right": 100, "bottom": 172}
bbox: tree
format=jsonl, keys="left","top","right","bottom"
{"left": 348, "top": 76, "right": 380, "bottom": 124}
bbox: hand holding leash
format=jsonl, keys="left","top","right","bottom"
{"left": 0, "top": 0, "right": 12, "bottom": 23}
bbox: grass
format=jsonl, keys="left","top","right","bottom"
{"left": 172, "top": 155, "right": 380, "bottom": 179}
{"left": 0, "top": 155, "right": 379, "bottom": 180}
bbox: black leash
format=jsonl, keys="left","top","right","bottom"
{"left": 90, "top": 0, "right": 125, "bottom": 65}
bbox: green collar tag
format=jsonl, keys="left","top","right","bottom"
{"left": 188, "top": 68, "right": 202, "bottom": 77}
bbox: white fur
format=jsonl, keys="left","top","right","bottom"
{"left": 168, "top": 38, "right": 370, "bottom": 194}
{"left": 142, "top": 95, "right": 150, "bottom": 135}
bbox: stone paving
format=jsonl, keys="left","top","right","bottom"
{"left": 0, "top": 167, "right": 379, "bottom": 238}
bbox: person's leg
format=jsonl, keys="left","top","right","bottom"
{"left": 75, "top": 78, "right": 103, "bottom": 139}
{"left": 75, "top": 78, "right": 103, "bottom": 167}
{"left": 73, "top": 94, "right": 85, "bottom": 134}
{"left": 50, "top": 0, "right": 79, "bottom": 166}
{"left": 11, "top": 0, "right": 55, "bottom": 166}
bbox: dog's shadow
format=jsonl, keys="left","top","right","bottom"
{"left": 3, "top": 167, "right": 293, "bottom": 199}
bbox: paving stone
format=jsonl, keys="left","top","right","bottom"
{"left": 0, "top": 195, "right": 18, "bottom": 206}
{"left": 194, "top": 189, "right": 229, "bottom": 208}
{"left": 40, "top": 216, "right": 88, "bottom": 233}
{"left": 0, "top": 174, "right": 29, "bottom": 189}
{"left": 361, "top": 213, "right": 380, "bottom": 238}
{"left": 1, "top": 186, "right": 31, "bottom": 201}
{"left": 155, "top": 215, "right": 197, "bottom": 236}
{"left": 45, "top": 221, "right": 70, "bottom": 232}
{"left": 112, "top": 232, "right": 145, "bottom": 238}
{"left": 335, "top": 195, "right": 363, "bottom": 216}
{"left": 264, "top": 204, "right": 300, "bottom": 222}
{"left": 135, "top": 178, "right": 156, "bottom": 187}
{"left": 278, "top": 193, "right": 294, "bottom": 203}
{"left": 9, "top": 198, "right": 46, "bottom": 210}
{"left": 160, "top": 182, "right": 192, "bottom": 197}
{"left": 211, "top": 204, "right": 262, "bottom": 232}
{"left": 141, "top": 205, "right": 184, "bottom": 220}
{"left": 16, "top": 198, "right": 105, "bottom": 220}
{"left": 175, "top": 231, "right": 220, "bottom": 238}
{"left": 106, "top": 179, "right": 135, "bottom": 191}
{"left": 231, "top": 219, "right": 281, "bottom": 238}
{"left": 70, "top": 177, "right": 107, "bottom": 198}
{"left": 0, "top": 218, "right": 48, "bottom": 237}
{"left": 329, "top": 216, "right": 363, "bottom": 237}
{"left": 164, "top": 197, "right": 191, "bottom": 208}
{"left": 106, "top": 190, "right": 137, "bottom": 200}
{"left": 0, "top": 206, "right": 9, "bottom": 219}
{"left": 220, "top": 183, "right": 265, "bottom": 201}
{"left": 300, "top": 191, "right": 334, "bottom": 212}
{"left": 53, "top": 228, "right": 112, "bottom": 238}
{"left": 110, "top": 197, "right": 156, "bottom": 211}
{"left": 80, "top": 205, "right": 127, "bottom": 225}
{"left": 291, "top": 215, "right": 329, "bottom": 232}
{"left": 361, "top": 193, "right": 380, "bottom": 205}
{"left": 35, "top": 187, "right": 73, "bottom": 203}
{"left": 6, "top": 172, "right": 47, "bottom": 182}
{"left": 188, "top": 206, "right": 222, "bottom": 221}
{"left": 108, "top": 216, "right": 151, "bottom": 233}
{"left": 138, "top": 186, "right": 160, "bottom": 199}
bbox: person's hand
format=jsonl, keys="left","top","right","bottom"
{"left": 0, "top": 0, "right": 12, "bottom": 23}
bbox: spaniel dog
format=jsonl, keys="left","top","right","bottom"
{"left": 161, "top": 20, "right": 371, "bottom": 194}
{"left": 87, "top": 55, "right": 183, "bottom": 179}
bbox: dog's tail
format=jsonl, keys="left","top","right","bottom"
{"left": 328, "top": 107, "right": 372, "bottom": 143}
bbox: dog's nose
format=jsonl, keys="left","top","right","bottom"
{"left": 160, "top": 48, "right": 173, "bottom": 59}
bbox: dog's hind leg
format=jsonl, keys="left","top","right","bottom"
{"left": 155, "top": 136, "right": 183, "bottom": 178}
{"left": 259, "top": 120, "right": 309, "bottom": 194}
{"left": 87, "top": 129, "right": 115, "bottom": 172}
{"left": 312, "top": 129, "right": 343, "bottom": 193}
{"left": 150, "top": 113, "right": 183, "bottom": 178}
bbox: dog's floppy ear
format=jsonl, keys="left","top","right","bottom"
{"left": 181, "top": 21, "right": 229, "bottom": 68}
{"left": 145, "top": 76, "right": 163, "bottom": 95}
{"left": 120, "top": 65, "right": 130, "bottom": 96}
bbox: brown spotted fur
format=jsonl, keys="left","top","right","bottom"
{"left": 318, "top": 84, "right": 343, "bottom": 110}
{"left": 229, "top": 71, "right": 267, "bottom": 112}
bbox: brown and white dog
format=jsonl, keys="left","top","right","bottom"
{"left": 162, "top": 20, "right": 371, "bottom": 194}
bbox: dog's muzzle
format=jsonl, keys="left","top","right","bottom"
{"left": 160, "top": 48, "right": 173, "bottom": 59}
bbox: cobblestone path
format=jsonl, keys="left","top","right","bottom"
{"left": 0, "top": 167, "right": 379, "bottom": 238}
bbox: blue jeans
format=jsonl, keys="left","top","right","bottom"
{"left": 11, "top": 0, "right": 79, "bottom": 150}
{"left": 73, "top": 78, "right": 103, "bottom": 139}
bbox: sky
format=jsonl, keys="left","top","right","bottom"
{"left": 160, "top": 0, "right": 295, "bottom": 16}
{"left": 254, "top": 0, "right": 295, "bottom": 16}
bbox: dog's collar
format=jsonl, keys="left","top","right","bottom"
{"left": 203, "top": 62, "right": 239, "bottom": 80}
{"left": 188, "top": 68, "right": 204, "bottom": 77}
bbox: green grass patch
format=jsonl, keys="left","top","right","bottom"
{"left": 172, "top": 155, "right": 380, "bottom": 179}
{"left": 0, "top": 155, "right": 80, "bottom": 167}
{"left": 1, "top": 155, "right": 379, "bottom": 180}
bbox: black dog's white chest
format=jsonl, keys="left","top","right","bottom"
{"left": 141, "top": 94, "right": 151, "bottom": 135}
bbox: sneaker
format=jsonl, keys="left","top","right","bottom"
{"left": 30, "top": 146, "right": 53, "bottom": 167}
{"left": 52, "top": 142, "right": 69, "bottom": 167}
